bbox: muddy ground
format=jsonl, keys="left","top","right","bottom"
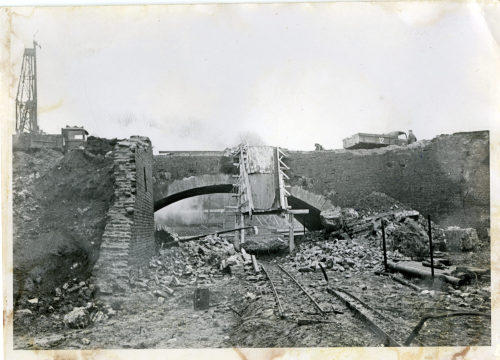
{"left": 11, "top": 147, "right": 490, "bottom": 349}
{"left": 13, "top": 233, "right": 490, "bottom": 349}
{"left": 13, "top": 148, "right": 114, "bottom": 301}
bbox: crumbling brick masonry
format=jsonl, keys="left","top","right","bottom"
{"left": 94, "top": 136, "right": 154, "bottom": 295}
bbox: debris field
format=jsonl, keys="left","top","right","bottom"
{"left": 12, "top": 143, "right": 490, "bottom": 349}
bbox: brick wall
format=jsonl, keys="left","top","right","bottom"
{"left": 153, "top": 152, "right": 236, "bottom": 203}
{"left": 94, "top": 136, "right": 154, "bottom": 295}
{"left": 129, "top": 139, "right": 155, "bottom": 267}
{"left": 152, "top": 131, "right": 489, "bottom": 238}
{"left": 286, "top": 131, "right": 490, "bottom": 238}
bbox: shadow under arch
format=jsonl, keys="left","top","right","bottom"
{"left": 153, "top": 184, "right": 235, "bottom": 212}
{"left": 153, "top": 184, "right": 327, "bottom": 231}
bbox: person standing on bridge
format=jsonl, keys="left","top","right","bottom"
{"left": 407, "top": 130, "right": 417, "bottom": 144}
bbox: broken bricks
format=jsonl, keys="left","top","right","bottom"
{"left": 63, "top": 307, "right": 90, "bottom": 329}
{"left": 229, "top": 264, "right": 245, "bottom": 277}
{"left": 154, "top": 286, "right": 174, "bottom": 298}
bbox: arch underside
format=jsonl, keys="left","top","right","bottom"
{"left": 153, "top": 184, "right": 235, "bottom": 212}
{"left": 154, "top": 184, "right": 325, "bottom": 230}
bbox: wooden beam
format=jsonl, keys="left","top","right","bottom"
{"left": 278, "top": 148, "right": 288, "bottom": 157}
{"left": 251, "top": 255, "right": 260, "bottom": 273}
{"left": 288, "top": 213, "right": 295, "bottom": 253}
{"left": 280, "top": 171, "right": 290, "bottom": 180}
{"left": 276, "top": 147, "right": 287, "bottom": 210}
{"left": 240, "top": 213, "right": 245, "bottom": 244}
{"left": 287, "top": 209, "right": 309, "bottom": 214}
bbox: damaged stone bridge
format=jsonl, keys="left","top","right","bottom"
{"left": 153, "top": 131, "right": 489, "bottom": 237}
{"left": 95, "top": 131, "right": 489, "bottom": 295}
{"left": 152, "top": 173, "right": 334, "bottom": 230}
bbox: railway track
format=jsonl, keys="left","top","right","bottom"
{"left": 326, "top": 286, "right": 489, "bottom": 346}
{"left": 258, "top": 261, "right": 409, "bottom": 346}
{"left": 259, "top": 261, "right": 333, "bottom": 320}
{"left": 253, "top": 259, "right": 489, "bottom": 347}
{"left": 327, "top": 287, "right": 403, "bottom": 346}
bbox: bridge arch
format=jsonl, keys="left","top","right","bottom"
{"left": 288, "top": 186, "right": 334, "bottom": 230}
{"left": 154, "top": 184, "right": 234, "bottom": 211}
{"left": 153, "top": 174, "right": 334, "bottom": 230}
{"left": 153, "top": 174, "right": 236, "bottom": 212}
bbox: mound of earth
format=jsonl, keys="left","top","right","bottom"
{"left": 354, "top": 191, "right": 410, "bottom": 216}
{"left": 13, "top": 146, "right": 115, "bottom": 304}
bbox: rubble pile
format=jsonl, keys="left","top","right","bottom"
{"left": 242, "top": 236, "right": 288, "bottom": 254}
{"left": 14, "top": 276, "right": 115, "bottom": 331}
{"left": 354, "top": 191, "right": 411, "bottom": 216}
{"left": 12, "top": 149, "right": 64, "bottom": 246}
{"left": 13, "top": 148, "right": 63, "bottom": 181}
{"left": 13, "top": 146, "right": 114, "bottom": 301}
{"left": 375, "top": 215, "right": 447, "bottom": 256}
{"left": 131, "top": 234, "right": 256, "bottom": 301}
{"left": 85, "top": 136, "right": 117, "bottom": 155}
{"left": 320, "top": 207, "right": 359, "bottom": 233}
{"left": 387, "top": 218, "right": 432, "bottom": 257}
{"left": 298, "top": 190, "right": 484, "bottom": 280}
{"left": 445, "top": 227, "right": 480, "bottom": 252}
{"left": 318, "top": 191, "right": 478, "bottom": 258}
{"left": 290, "top": 238, "right": 387, "bottom": 275}
{"left": 155, "top": 226, "right": 179, "bottom": 250}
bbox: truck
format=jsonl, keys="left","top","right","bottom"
{"left": 13, "top": 125, "right": 89, "bottom": 153}
{"left": 342, "top": 131, "right": 408, "bottom": 150}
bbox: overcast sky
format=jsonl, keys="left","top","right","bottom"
{"left": 6, "top": 2, "right": 500, "bottom": 152}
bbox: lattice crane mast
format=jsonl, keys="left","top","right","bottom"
{"left": 15, "top": 41, "right": 40, "bottom": 134}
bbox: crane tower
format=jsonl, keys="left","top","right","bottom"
{"left": 15, "top": 41, "right": 40, "bottom": 134}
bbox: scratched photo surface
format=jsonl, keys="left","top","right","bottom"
{"left": 1, "top": 2, "right": 499, "bottom": 359}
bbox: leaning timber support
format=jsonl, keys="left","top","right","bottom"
{"left": 178, "top": 226, "right": 258, "bottom": 242}
{"left": 240, "top": 213, "right": 246, "bottom": 244}
{"left": 251, "top": 255, "right": 260, "bottom": 273}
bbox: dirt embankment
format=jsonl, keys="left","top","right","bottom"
{"left": 13, "top": 143, "right": 115, "bottom": 304}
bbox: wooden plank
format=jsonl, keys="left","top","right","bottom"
{"left": 239, "top": 147, "right": 254, "bottom": 216}
{"left": 276, "top": 147, "right": 286, "bottom": 210}
{"left": 240, "top": 213, "right": 245, "bottom": 244}
{"left": 278, "top": 148, "right": 288, "bottom": 157}
{"left": 248, "top": 174, "right": 275, "bottom": 210}
{"left": 287, "top": 209, "right": 309, "bottom": 214}
{"left": 251, "top": 255, "right": 260, "bottom": 273}
{"left": 278, "top": 157, "right": 290, "bottom": 169}
{"left": 289, "top": 213, "right": 295, "bottom": 253}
